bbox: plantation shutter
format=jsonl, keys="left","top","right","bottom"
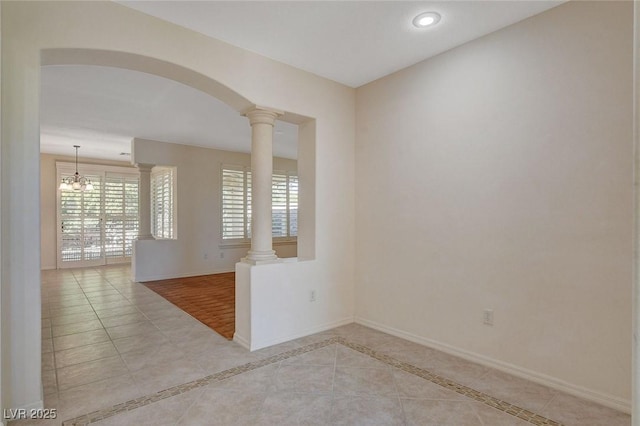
{"left": 222, "top": 167, "right": 251, "bottom": 239}
{"left": 272, "top": 173, "right": 288, "bottom": 237}
{"left": 222, "top": 165, "right": 297, "bottom": 240}
{"left": 59, "top": 173, "right": 102, "bottom": 262}
{"left": 151, "top": 167, "right": 175, "bottom": 239}
{"left": 104, "top": 174, "right": 139, "bottom": 260}
{"left": 288, "top": 175, "right": 298, "bottom": 237}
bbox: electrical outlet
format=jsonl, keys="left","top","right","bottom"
{"left": 483, "top": 309, "right": 494, "bottom": 326}
{"left": 310, "top": 290, "right": 316, "bottom": 302}
{"left": 203, "top": 253, "right": 208, "bottom": 260}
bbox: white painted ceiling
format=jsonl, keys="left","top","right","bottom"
{"left": 42, "top": 1, "right": 564, "bottom": 161}
{"left": 40, "top": 65, "right": 298, "bottom": 161}
{"left": 117, "top": 0, "right": 564, "bottom": 88}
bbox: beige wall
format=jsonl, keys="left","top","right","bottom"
{"left": 355, "top": 1, "right": 632, "bottom": 409}
{"left": 131, "top": 138, "right": 297, "bottom": 281}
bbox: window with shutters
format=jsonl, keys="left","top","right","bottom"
{"left": 221, "top": 165, "right": 297, "bottom": 241}
{"left": 104, "top": 174, "right": 139, "bottom": 259}
{"left": 57, "top": 162, "right": 139, "bottom": 268}
{"left": 151, "top": 166, "right": 177, "bottom": 239}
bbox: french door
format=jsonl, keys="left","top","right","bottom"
{"left": 57, "top": 162, "right": 139, "bottom": 268}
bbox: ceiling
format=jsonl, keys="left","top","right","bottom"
{"left": 117, "top": 0, "right": 564, "bottom": 88}
{"left": 40, "top": 65, "right": 298, "bottom": 161}
{"left": 41, "top": 1, "right": 563, "bottom": 162}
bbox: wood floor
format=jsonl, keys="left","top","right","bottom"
{"left": 142, "top": 272, "right": 235, "bottom": 339}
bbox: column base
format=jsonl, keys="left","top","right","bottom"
{"left": 242, "top": 249, "right": 279, "bottom": 265}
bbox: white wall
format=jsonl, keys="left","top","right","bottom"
{"left": 40, "top": 154, "right": 136, "bottom": 270}
{"left": 0, "top": 2, "right": 4, "bottom": 422}
{"left": 355, "top": 1, "right": 632, "bottom": 410}
{"left": 2, "top": 0, "right": 355, "bottom": 411}
{"left": 132, "top": 138, "right": 297, "bottom": 281}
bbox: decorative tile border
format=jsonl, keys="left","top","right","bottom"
{"left": 63, "top": 337, "right": 563, "bottom": 426}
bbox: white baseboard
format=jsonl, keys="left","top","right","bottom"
{"left": 135, "top": 268, "right": 235, "bottom": 283}
{"left": 233, "top": 332, "right": 250, "bottom": 350}
{"left": 355, "top": 317, "right": 631, "bottom": 414}
{"left": 249, "top": 316, "right": 354, "bottom": 351}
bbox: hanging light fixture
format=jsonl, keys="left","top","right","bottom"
{"left": 59, "top": 145, "right": 94, "bottom": 191}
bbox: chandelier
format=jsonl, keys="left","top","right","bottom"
{"left": 59, "top": 145, "right": 94, "bottom": 191}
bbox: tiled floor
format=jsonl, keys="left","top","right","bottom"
{"left": 10, "top": 265, "right": 631, "bottom": 425}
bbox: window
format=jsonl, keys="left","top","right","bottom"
{"left": 221, "top": 166, "right": 298, "bottom": 241}
{"left": 151, "top": 166, "right": 177, "bottom": 239}
{"left": 104, "top": 174, "right": 139, "bottom": 258}
{"left": 57, "top": 162, "right": 139, "bottom": 267}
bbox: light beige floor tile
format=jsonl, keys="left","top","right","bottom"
{"left": 541, "top": 392, "right": 631, "bottom": 426}
{"left": 119, "top": 342, "right": 187, "bottom": 372}
{"left": 50, "top": 311, "right": 98, "bottom": 326}
{"left": 164, "top": 326, "right": 228, "bottom": 349}
{"left": 210, "top": 363, "right": 279, "bottom": 393}
{"left": 467, "top": 369, "right": 557, "bottom": 413}
{"left": 100, "top": 312, "right": 148, "bottom": 328}
{"left": 94, "top": 305, "right": 141, "bottom": 319}
{"left": 53, "top": 328, "right": 109, "bottom": 351}
{"left": 87, "top": 294, "right": 128, "bottom": 305}
{"left": 130, "top": 358, "right": 205, "bottom": 395}
{"left": 42, "top": 368, "right": 57, "bottom": 396}
{"left": 48, "top": 299, "right": 91, "bottom": 310}
{"left": 112, "top": 330, "right": 170, "bottom": 354}
{"left": 333, "top": 366, "right": 398, "bottom": 397}
{"left": 185, "top": 338, "right": 250, "bottom": 359}
{"left": 49, "top": 304, "right": 95, "bottom": 318}
{"left": 152, "top": 315, "right": 201, "bottom": 331}
{"left": 188, "top": 352, "right": 259, "bottom": 375}
{"left": 52, "top": 319, "right": 103, "bottom": 337}
{"left": 96, "top": 387, "right": 205, "bottom": 426}
{"left": 89, "top": 300, "right": 132, "bottom": 311}
{"left": 281, "top": 344, "right": 337, "bottom": 366}
{"left": 46, "top": 294, "right": 88, "bottom": 304}
{"left": 393, "top": 369, "right": 467, "bottom": 400}
{"left": 418, "top": 351, "right": 489, "bottom": 387}
{"left": 255, "top": 391, "right": 333, "bottom": 426}
{"left": 105, "top": 320, "right": 158, "bottom": 340}
{"left": 177, "top": 387, "right": 264, "bottom": 426}
{"left": 331, "top": 395, "right": 404, "bottom": 426}
{"left": 470, "top": 402, "right": 531, "bottom": 425}
{"left": 41, "top": 326, "right": 52, "bottom": 340}
{"left": 57, "top": 355, "right": 129, "bottom": 391}
{"left": 55, "top": 341, "right": 119, "bottom": 369}
{"left": 274, "top": 364, "right": 334, "bottom": 393}
{"left": 336, "top": 345, "right": 390, "bottom": 369}
{"left": 42, "top": 338, "right": 54, "bottom": 354}
{"left": 247, "top": 339, "right": 300, "bottom": 356}
{"left": 57, "top": 374, "right": 144, "bottom": 420}
{"left": 83, "top": 288, "right": 119, "bottom": 297}
{"left": 401, "top": 399, "right": 480, "bottom": 426}
{"left": 42, "top": 352, "right": 55, "bottom": 371}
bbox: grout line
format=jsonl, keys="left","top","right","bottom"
{"left": 61, "top": 336, "right": 565, "bottom": 426}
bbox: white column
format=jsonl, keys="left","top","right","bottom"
{"left": 243, "top": 107, "right": 282, "bottom": 264}
{"left": 137, "top": 163, "right": 155, "bottom": 240}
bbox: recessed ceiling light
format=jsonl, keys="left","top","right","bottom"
{"left": 413, "top": 12, "right": 441, "bottom": 28}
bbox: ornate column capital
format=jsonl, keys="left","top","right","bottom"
{"left": 135, "top": 163, "right": 155, "bottom": 173}
{"left": 242, "top": 106, "right": 283, "bottom": 127}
